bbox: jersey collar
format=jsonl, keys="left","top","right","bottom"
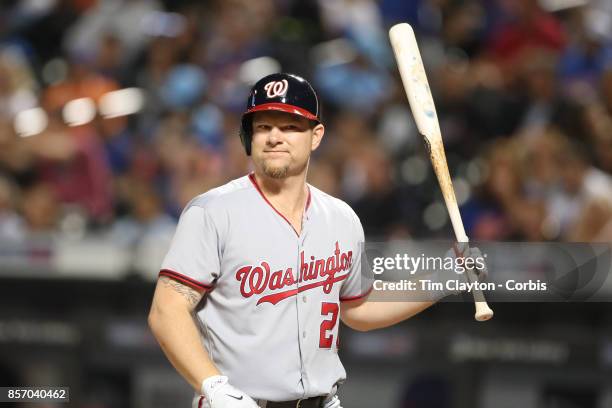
{"left": 248, "top": 172, "right": 312, "bottom": 235}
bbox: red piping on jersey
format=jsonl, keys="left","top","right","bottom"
{"left": 198, "top": 396, "right": 204, "bottom": 408}
{"left": 257, "top": 273, "right": 349, "bottom": 306}
{"left": 340, "top": 285, "right": 374, "bottom": 302}
{"left": 246, "top": 102, "right": 318, "bottom": 122}
{"left": 159, "top": 269, "right": 213, "bottom": 292}
{"left": 248, "top": 173, "right": 311, "bottom": 236}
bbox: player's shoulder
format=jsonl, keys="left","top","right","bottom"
{"left": 309, "top": 184, "right": 361, "bottom": 225}
{"left": 183, "top": 175, "right": 253, "bottom": 213}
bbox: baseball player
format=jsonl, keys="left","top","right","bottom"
{"left": 148, "top": 73, "right": 484, "bottom": 408}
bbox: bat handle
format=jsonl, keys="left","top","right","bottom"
{"left": 455, "top": 236, "right": 494, "bottom": 322}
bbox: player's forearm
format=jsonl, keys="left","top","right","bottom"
{"left": 148, "top": 305, "right": 220, "bottom": 391}
{"left": 341, "top": 300, "right": 435, "bottom": 331}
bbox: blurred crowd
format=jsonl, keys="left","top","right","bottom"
{"left": 0, "top": 0, "right": 610, "bottom": 247}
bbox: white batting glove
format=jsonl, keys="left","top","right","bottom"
{"left": 323, "top": 395, "right": 342, "bottom": 408}
{"left": 201, "top": 376, "right": 259, "bottom": 408}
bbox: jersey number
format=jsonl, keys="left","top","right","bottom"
{"left": 319, "top": 302, "right": 339, "bottom": 348}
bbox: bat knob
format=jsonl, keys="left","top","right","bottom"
{"left": 474, "top": 302, "right": 494, "bottom": 321}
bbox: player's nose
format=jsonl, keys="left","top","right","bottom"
{"left": 266, "top": 126, "right": 283, "bottom": 144}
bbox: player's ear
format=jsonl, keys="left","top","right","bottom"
{"left": 311, "top": 123, "right": 324, "bottom": 151}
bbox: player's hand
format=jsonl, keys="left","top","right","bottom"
{"left": 439, "top": 244, "right": 488, "bottom": 297}
{"left": 323, "top": 394, "right": 342, "bottom": 408}
{"left": 453, "top": 244, "right": 488, "bottom": 282}
{"left": 201, "top": 376, "right": 259, "bottom": 408}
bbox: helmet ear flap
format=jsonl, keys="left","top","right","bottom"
{"left": 240, "top": 114, "right": 253, "bottom": 156}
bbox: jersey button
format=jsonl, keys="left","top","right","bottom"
{"left": 303, "top": 331, "right": 307, "bottom": 339}
{"left": 302, "top": 295, "right": 307, "bottom": 303}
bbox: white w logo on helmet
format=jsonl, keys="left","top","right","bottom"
{"left": 263, "top": 80, "right": 289, "bottom": 98}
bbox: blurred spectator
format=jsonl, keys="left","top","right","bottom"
{"left": 318, "top": 0, "right": 383, "bottom": 37}
{"left": 63, "top": 0, "right": 162, "bottom": 66}
{"left": 490, "top": 0, "right": 565, "bottom": 62}
{"left": 580, "top": 104, "right": 610, "bottom": 175}
{"left": 308, "top": 159, "right": 341, "bottom": 197}
{"left": 487, "top": 0, "right": 566, "bottom": 68}
{"left": 98, "top": 113, "right": 134, "bottom": 176}
{"left": 95, "top": 33, "right": 126, "bottom": 80}
{"left": 202, "top": 0, "right": 276, "bottom": 78}
{"left": 312, "top": 28, "right": 393, "bottom": 116}
{"left": 601, "top": 68, "right": 612, "bottom": 115}
{"left": 321, "top": 110, "right": 374, "bottom": 192}
{"left": 462, "top": 139, "right": 530, "bottom": 241}
{"left": 0, "top": 175, "right": 25, "bottom": 242}
{"left": 514, "top": 50, "right": 577, "bottom": 133}
{"left": 547, "top": 135, "right": 612, "bottom": 241}
{"left": 7, "top": 1, "right": 81, "bottom": 64}
{"left": 151, "top": 110, "right": 226, "bottom": 213}
{"left": 345, "top": 139, "right": 409, "bottom": 239}
{"left": 442, "top": 1, "right": 487, "bottom": 56}
{"left": 34, "top": 116, "right": 114, "bottom": 225}
{"left": 587, "top": 0, "right": 612, "bottom": 43}
{"left": 160, "top": 64, "right": 207, "bottom": 110}
{"left": 43, "top": 57, "right": 118, "bottom": 114}
{"left": 135, "top": 36, "right": 180, "bottom": 134}
{"left": 379, "top": 0, "right": 424, "bottom": 31}
{"left": 108, "top": 180, "right": 176, "bottom": 278}
{"left": 21, "top": 182, "right": 60, "bottom": 233}
{"left": 0, "top": 46, "right": 38, "bottom": 119}
{"left": 0, "top": 117, "right": 37, "bottom": 186}
{"left": 107, "top": 181, "right": 174, "bottom": 247}
{"left": 558, "top": 6, "right": 612, "bottom": 98}
{"left": 314, "top": 53, "right": 393, "bottom": 115}
{"left": 522, "top": 128, "right": 564, "bottom": 201}
{"left": 593, "top": 128, "right": 612, "bottom": 174}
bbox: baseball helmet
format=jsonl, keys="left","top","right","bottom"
{"left": 239, "top": 73, "right": 322, "bottom": 155}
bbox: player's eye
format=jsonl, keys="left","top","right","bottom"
{"left": 254, "top": 124, "right": 271, "bottom": 131}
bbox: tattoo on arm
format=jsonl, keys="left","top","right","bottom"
{"left": 159, "top": 276, "right": 203, "bottom": 307}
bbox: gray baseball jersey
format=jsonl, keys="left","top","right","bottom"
{"left": 160, "top": 173, "right": 371, "bottom": 404}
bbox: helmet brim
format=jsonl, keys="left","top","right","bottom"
{"left": 245, "top": 103, "right": 318, "bottom": 122}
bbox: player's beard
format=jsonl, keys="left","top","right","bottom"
{"left": 262, "top": 162, "right": 289, "bottom": 179}
{"left": 261, "top": 157, "right": 309, "bottom": 179}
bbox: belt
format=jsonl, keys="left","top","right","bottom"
{"left": 260, "top": 396, "right": 325, "bottom": 408}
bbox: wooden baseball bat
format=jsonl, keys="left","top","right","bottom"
{"left": 389, "top": 23, "right": 493, "bottom": 321}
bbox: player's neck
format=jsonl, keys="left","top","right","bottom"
{"left": 252, "top": 170, "right": 309, "bottom": 215}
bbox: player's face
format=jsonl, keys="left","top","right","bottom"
{"left": 250, "top": 111, "right": 324, "bottom": 179}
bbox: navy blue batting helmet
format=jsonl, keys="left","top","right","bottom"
{"left": 239, "top": 73, "right": 322, "bottom": 155}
